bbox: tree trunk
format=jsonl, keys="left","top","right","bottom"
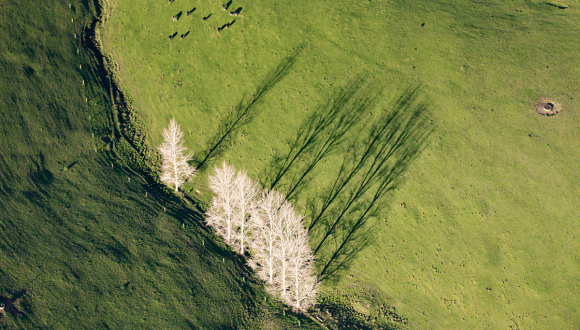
{"left": 174, "top": 160, "right": 178, "bottom": 192}
{"left": 227, "top": 213, "right": 231, "bottom": 241}
{"left": 269, "top": 243, "right": 274, "bottom": 284}
{"left": 282, "top": 247, "right": 287, "bottom": 296}
{"left": 295, "top": 264, "right": 300, "bottom": 309}
{"left": 240, "top": 219, "right": 245, "bottom": 255}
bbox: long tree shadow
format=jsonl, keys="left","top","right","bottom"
{"left": 194, "top": 47, "right": 303, "bottom": 172}
{"left": 307, "top": 86, "right": 433, "bottom": 280}
{"left": 263, "top": 76, "right": 382, "bottom": 201}
{"left": 316, "top": 212, "right": 379, "bottom": 282}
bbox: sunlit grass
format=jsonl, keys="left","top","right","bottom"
{"left": 99, "top": 0, "right": 580, "bottom": 328}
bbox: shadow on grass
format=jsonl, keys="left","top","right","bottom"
{"left": 3, "top": 149, "right": 284, "bottom": 327}
{"left": 30, "top": 152, "right": 54, "bottom": 186}
{"left": 194, "top": 47, "right": 303, "bottom": 172}
{"left": 262, "top": 76, "right": 381, "bottom": 202}
{"left": 0, "top": 155, "right": 15, "bottom": 197}
{"left": 307, "top": 86, "right": 433, "bottom": 281}
{"left": 97, "top": 148, "right": 208, "bottom": 229}
{"left": 0, "top": 0, "right": 320, "bottom": 326}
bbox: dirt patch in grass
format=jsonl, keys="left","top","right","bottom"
{"left": 535, "top": 97, "right": 562, "bottom": 116}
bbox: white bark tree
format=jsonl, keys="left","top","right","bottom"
{"left": 233, "top": 170, "right": 259, "bottom": 255}
{"left": 158, "top": 118, "right": 196, "bottom": 192}
{"left": 272, "top": 202, "right": 304, "bottom": 299}
{"left": 206, "top": 162, "right": 238, "bottom": 244}
{"left": 205, "top": 163, "right": 319, "bottom": 311}
{"left": 248, "top": 189, "right": 286, "bottom": 284}
{"left": 286, "top": 229, "right": 319, "bottom": 311}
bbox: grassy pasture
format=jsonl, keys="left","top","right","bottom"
{"left": 100, "top": 0, "right": 580, "bottom": 328}
{"left": 0, "top": 0, "right": 320, "bottom": 328}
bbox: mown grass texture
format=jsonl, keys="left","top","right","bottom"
{"left": 100, "top": 0, "right": 580, "bottom": 328}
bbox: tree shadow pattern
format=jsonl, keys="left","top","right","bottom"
{"left": 307, "top": 86, "right": 433, "bottom": 281}
{"left": 259, "top": 80, "right": 432, "bottom": 281}
{"left": 194, "top": 48, "right": 302, "bottom": 172}
{"left": 262, "top": 76, "right": 381, "bottom": 202}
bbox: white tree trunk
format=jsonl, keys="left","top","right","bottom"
{"left": 268, "top": 238, "right": 274, "bottom": 283}
{"left": 249, "top": 189, "right": 286, "bottom": 285}
{"left": 173, "top": 161, "right": 179, "bottom": 192}
{"left": 158, "top": 118, "right": 196, "bottom": 192}
{"left": 272, "top": 201, "right": 303, "bottom": 300}
{"left": 206, "top": 162, "right": 237, "bottom": 244}
{"left": 206, "top": 165, "right": 319, "bottom": 311}
{"left": 286, "top": 230, "right": 318, "bottom": 311}
{"left": 233, "top": 170, "right": 258, "bottom": 255}
{"left": 281, "top": 245, "right": 287, "bottom": 297}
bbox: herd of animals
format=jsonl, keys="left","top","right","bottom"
{"left": 167, "top": 0, "right": 241, "bottom": 40}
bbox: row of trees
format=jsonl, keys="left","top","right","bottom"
{"left": 158, "top": 119, "right": 318, "bottom": 311}
{"left": 206, "top": 162, "right": 319, "bottom": 311}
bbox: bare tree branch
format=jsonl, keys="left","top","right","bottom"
{"left": 206, "top": 163, "right": 319, "bottom": 311}
{"left": 272, "top": 202, "right": 302, "bottom": 299}
{"left": 233, "top": 169, "right": 259, "bottom": 255}
{"left": 286, "top": 227, "right": 319, "bottom": 311}
{"left": 158, "top": 118, "right": 196, "bottom": 192}
{"left": 205, "top": 162, "right": 237, "bottom": 244}
{"left": 249, "top": 189, "right": 286, "bottom": 285}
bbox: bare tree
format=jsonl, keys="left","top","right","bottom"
{"left": 158, "top": 118, "right": 196, "bottom": 192}
{"left": 233, "top": 170, "right": 259, "bottom": 255}
{"left": 248, "top": 189, "right": 286, "bottom": 284}
{"left": 206, "top": 162, "right": 238, "bottom": 244}
{"left": 286, "top": 229, "right": 319, "bottom": 311}
{"left": 272, "top": 202, "right": 304, "bottom": 299}
{"left": 205, "top": 163, "right": 319, "bottom": 311}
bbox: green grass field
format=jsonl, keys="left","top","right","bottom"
{"left": 99, "top": 0, "right": 580, "bottom": 328}
{"left": 0, "top": 0, "right": 321, "bottom": 328}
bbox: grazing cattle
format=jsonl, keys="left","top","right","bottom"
{"left": 186, "top": 11, "right": 190, "bottom": 16}
{"left": 202, "top": 16, "right": 207, "bottom": 22}
{"left": 222, "top": 4, "right": 226, "bottom": 10}
{"left": 217, "top": 27, "right": 222, "bottom": 32}
{"left": 172, "top": 15, "right": 177, "bottom": 21}
{"left": 180, "top": 34, "right": 184, "bottom": 40}
{"left": 168, "top": 35, "right": 172, "bottom": 41}
{"left": 229, "top": 12, "right": 238, "bottom": 16}
{"left": 225, "top": 23, "right": 229, "bottom": 29}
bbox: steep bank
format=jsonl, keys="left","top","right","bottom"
{"left": 0, "top": 0, "right": 319, "bottom": 328}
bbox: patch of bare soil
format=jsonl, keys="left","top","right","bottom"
{"left": 535, "top": 97, "right": 562, "bottom": 116}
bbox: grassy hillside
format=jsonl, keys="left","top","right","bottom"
{"left": 0, "top": 0, "right": 320, "bottom": 328}
{"left": 100, "top": 0, "right": 580, "bottom": 328}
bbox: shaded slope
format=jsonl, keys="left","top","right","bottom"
{"left": 0, "top": 0, "right": 319, "bottom": 329}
